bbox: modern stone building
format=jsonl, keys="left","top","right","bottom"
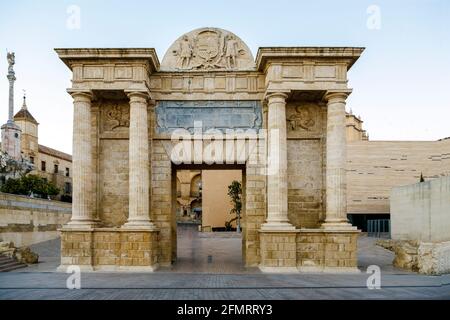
{"left": 57, "top": 27, "right": 363, "bottom": 272}
{"left": 180, "top": 112, "right": 446, "bottom": 233}
{"left": 346, "top": 115, "right": 450, "bottom": 230}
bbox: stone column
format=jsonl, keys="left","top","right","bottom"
{"left": 322, "top": 91, "right": 355, "bottom": 230}
{"left": 261, "top": 92, "right": 295, "bottom": 230}
{"left": 7, "top": 73, "right": 15, "bottom": 123}
{"left": 67, "top": 90, "right": 96, "bottom": 227}
{"left": 123, "top": 91, "right": 155, "bottom": 229}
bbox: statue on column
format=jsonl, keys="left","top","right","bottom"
{"left": 7, "top": 52, "right": 15, "bottom": 74}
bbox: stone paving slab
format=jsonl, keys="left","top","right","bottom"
{"left": 0, "top": 226, "right": 449, "bottom": 299}
{"left": 0, "top": 271, "right": 445, "bottom": 289}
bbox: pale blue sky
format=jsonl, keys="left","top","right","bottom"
{"left": 0, "top": 0, "right": 449, "bottom": 154}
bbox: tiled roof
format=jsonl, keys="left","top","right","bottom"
{"left": 38, "top": 144, "right": 72, "bottom": 162}
{"left": 14, "top": 109, "right": 38, "bottom": 125}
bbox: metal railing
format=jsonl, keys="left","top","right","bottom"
{"left": 367, "top": 219, "right": 391, "bottom": 238}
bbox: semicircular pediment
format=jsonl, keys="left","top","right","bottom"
{"left": 161, "top": 27, "right": 255, "bottom": 72}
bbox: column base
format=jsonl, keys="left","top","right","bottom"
{"left": 122, "top": 220, "right": 157, "bottom": 230}
{"left": 64, "top": 220, "right": 98, "bottom": 229}
{"left": 260, "top": 222, "right": 296, "bottom": 231}
{"left": 321, "top": 221, "right": 357, "bottom": 231}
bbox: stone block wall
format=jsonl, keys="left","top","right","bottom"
{"left": 259, "top": 232, "right": 296, "bottom": 271}
{"left": 98, "top": 139, "right": 129, "bottom": 226}
{"left": 0, "top": 192, "right": 71, "bottom": 246}
{"left": 287, "top": 140, "right": 324, "bottom": 228}
{"left": 243, "top": 143, "right": 267, "bottom": 267}
{"left": 286, "top": 103, "right": 326, "bottom": 229}
{"left": 151, "top": 140, "right": 174, "bottom": 266}
{"left": 60, "top": 228, "right": 159, "bottom": 271}
{"left": 259, "top": 229, "right": 359, "bottom": 272}
{"left": 297, "top": 231, "right": 358, "bottom": 271}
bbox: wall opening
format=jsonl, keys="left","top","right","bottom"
{"left": 171, "top": 163, "right": 246, "bottom": 272}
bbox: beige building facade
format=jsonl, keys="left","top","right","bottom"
{"left": 345, "top": 112, "right": 450, "bottom": 229}
{"left": 202, "top": 170, "right": 242, "bottom": 230}
{"left": 57, "top": 27, "right": 367, "bottom": 272}
{"left": 175, "top": 169, "right": 242, "bottom": 230}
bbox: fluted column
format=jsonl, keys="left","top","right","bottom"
{"left": 123, "top": 91, "right": 155, "bottom": 229}
{"left": 67, "top": 90, "right": 96, "bottom": 227}
{"left": 261, "top": 92, "right": 295, "bottom": 230}
{"left": 322, "top": 91, "right": 355, "bottom": 230}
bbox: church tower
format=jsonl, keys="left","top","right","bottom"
{"left": 1, "top": 52, "right": 22, "bottom": 160}
{"left": 14, "top": 94, "right": 39, "bottom": 162}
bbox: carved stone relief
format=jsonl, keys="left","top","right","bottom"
{"left": 161, "top": 28, "right": 256, "bottom": 71}
{"left": 286, "top": 103, "right": 323, "bottom": 138}
{"left": 101, "top": 102, "right": 130, "bottom": 133}
{"left": 288, "top": 106, "right": 316, "bottom": 132}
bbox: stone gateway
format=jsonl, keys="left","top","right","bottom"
{"left": 56, "top": 28, "right": 363, "bottom": 272}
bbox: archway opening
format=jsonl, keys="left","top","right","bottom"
{"left": 171, "top": 164, "right": 246, "bottom": 273}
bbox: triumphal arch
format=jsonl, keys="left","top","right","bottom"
{"left": 57, "top": 28, "right": 363, "bottom": 272}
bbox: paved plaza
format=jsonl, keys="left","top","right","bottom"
{"left": 0, "top": 225, "right": 449, "bottom": 300}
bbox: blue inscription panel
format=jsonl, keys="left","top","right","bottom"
{"left": 155, "top": 101, "right": 262, "bottom": 134}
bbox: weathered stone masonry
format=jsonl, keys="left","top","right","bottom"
{"left": 57, "top": 28, "right": 362, "bottom": 272}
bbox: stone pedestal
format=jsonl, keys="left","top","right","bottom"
{"left": 58, "top": 228, "right": 159, "bottom": 272}
{"left": 259, "top": 229, "right": 360, "bottom": 273}
{"left": 0, "top": 122, "right": 21, "bottom": 160}
{"left": 259, "top": 230, "right": 297, "bottom": 273}
{"left": 297, "top": 229, "right": 360, "bottom": 273}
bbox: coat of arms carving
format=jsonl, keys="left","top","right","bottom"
{"left": 162, "top": 28, "right": 256, "bottom": 71}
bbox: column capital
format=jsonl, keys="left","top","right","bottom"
{"left": 125, "top": 90, "right": 151, "bottom": 102}
{"left": 67, "top": 89, "right": 93, "bottom": 101}
{"left": 324, "top": 90, "right": 352, "bottom": 103}
{"left": 265, "top": 92, "right": 289, "bottom": 104}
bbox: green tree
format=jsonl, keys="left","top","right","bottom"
{"left": 227, "top": 180, "right": 242, "bottom": 233}
{"left": 1, "top": 174, "right": 60, "bottom": 199}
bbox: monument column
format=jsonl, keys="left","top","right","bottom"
{"left": 67, "top": 90, "right": 96, "bottom": 227}
{"left": 261, "top": 92, "right": 295, "bottom": 230}
{"left": 123, "top": 91, "right": 155, "bottom": 229}
{"left": 322, "top": 91, "right": 355, "bottom": 230}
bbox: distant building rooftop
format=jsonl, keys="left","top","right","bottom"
{"left": 38, "top": 144, "right": 72, "bottom": 162}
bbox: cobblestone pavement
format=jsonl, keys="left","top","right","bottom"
{"left": 0, "top": 225, "right": 449, "bottom": 300}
